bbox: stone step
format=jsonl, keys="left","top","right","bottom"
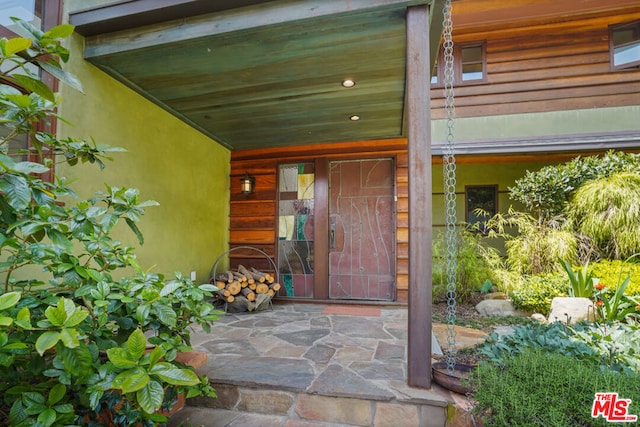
{"left": 169, "top": 382, "right": 451, "bottom": 427}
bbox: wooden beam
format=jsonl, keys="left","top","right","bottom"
{"left": 406, "top": 4, "right": 432, "bottom": 389}
{"left": 79, "top": 0, "right": 429, "bottom": 57}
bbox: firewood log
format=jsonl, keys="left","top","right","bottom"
{"left": 229, "top": 271, "right": 247, "bottom": 283}
{"left": 255, "top": 283, "right": 269, "bottom": 294}
{"left": 241, "top": 287, "right": 256, "bottom": 301}
{"left": 226, "top": 281, "right": 242, "bottom": 296}
{"left": 216, "top": 291, "right": 234, "bottom": 303}
{"left": 269, "top": 283, "right": 281, "bottom": 292}
{"left": 237, "top": 265, "right": 257, "bottom": 284}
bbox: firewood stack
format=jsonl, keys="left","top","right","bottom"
{"left": 210, "top": 265, "right": 280, "bottom": 311}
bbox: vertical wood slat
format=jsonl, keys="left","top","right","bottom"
{"left": 406, "top": 4, "right": 432, "bottom": 389}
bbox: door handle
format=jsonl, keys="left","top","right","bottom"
{"left": 329, "top": 217, "right": 336, "bottom": 249}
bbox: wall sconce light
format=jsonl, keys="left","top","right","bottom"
{"left": 240, "top": 172, "right": 255, "bottom": 195}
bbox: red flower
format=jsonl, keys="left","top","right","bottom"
{"left": 595, "top": 300, "right": 604, "bottom": 307}
{"left": 637, "top": 303, "right": 640, "bottom": 311}
{"left": 594, "top": 283, "right": 606, "bottom": 291}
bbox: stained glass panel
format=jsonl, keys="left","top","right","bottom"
{"left": 277, "top": 163, "right": 314, "bottom": 297}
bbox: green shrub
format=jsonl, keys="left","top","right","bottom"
{"left": 0, "top": 22, "right": 220, "bottom": 426}
{"left": 591, "top": 259, "right": 640, "bottom": 296}
{"left": 471, "top": 349, "right": 640, "bottom": 427}
{"left": 482, "top": 207, "right": 577, "bottom": 275}
{"left": 432, "top": 229, "right": 496, "bottom": 302}
{"left": 509, "top": 150, "right": 640, "bottom": 219}
{"left": 508, "top": 273, "right": 567, "bottom": 315}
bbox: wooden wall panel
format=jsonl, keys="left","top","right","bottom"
{"left": 431, "top": 10, "right": 640, "bottom": 119}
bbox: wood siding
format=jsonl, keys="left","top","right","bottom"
{"left": 431, "top": 8, "right": 640, "bottom": 119}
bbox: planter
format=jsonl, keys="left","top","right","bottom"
{"left": 432, "top": 362, "right": 476, "bottom": 395}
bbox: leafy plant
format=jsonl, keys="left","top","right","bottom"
{"left": 509, "top": 150, "right": 640, "bottom": 219}
{"left": 478, "top": 320, "right": 640, "bottom": 374}
{"left": 508, "top": 273, "right": 566, "bottom": 315}
{"left": 482, "top": 207, "right": 577, "bottom": 275}
{"left": 432, "top": 228, "right": 497, "bottom": 302}
{"left": 569, "top": 321, "right": 640, "bottom": 374}
{"left": 0, "top": 20, "right": 221, "bottom": 426}
{"left": 592, "top": 275, "right": 639, "bottom": 323}
{"left": 559, "top": 258, "right": 597, "bottom": 298}
{"left": 566, "top": 172, "right": 640, "bottom": 260}
{"left": 590, "top": 259, "right": 640, "bottom": 296}
{"left": 478, "top": 321, "right": 596, "bottom": 367}
{"left": 470, "top": 349, "right": 640, "bottom": 427}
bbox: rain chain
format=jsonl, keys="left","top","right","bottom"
{"left": 442, "top": 0, "right": 459, "bottom": 375}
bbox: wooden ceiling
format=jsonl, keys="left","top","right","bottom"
{"left": 69, "top": 0, "right": 639, "bottom": 151}
{"left": 71, "top": 0, "right": 437, "bottom": 151}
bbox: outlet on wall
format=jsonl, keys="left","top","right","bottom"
{"left": 190, "top": 271, "right": 196, "bottom": 281}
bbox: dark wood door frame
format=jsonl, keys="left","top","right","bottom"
{"left": 313, "top": 158, "right": 330, "bottom": 300}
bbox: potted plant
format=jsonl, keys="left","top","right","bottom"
{"left": 0, "top": 19, "right": 221, "bottom": 426}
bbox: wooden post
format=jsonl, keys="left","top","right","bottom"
{"left": 406, "top": 4, "right": 432, "bottom": 389}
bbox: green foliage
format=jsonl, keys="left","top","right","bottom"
{"left": 566, "top": 172, "right": 640, "bottom": 260}
{"left": 482, "top": 207, "right": 577, "bottom": 275}
{"left": 509, "top": 150, "right": 640, "bottom": 219}
{"left": 592, "top": 275, "right": 639, "bottom": 323}
{"left": 508, "top": 273, "right": 566, "bottom": 315}
{"left": 478, "top": 321, "right": 596, "bottom": 366}
{"left": 0, "top": 22, "right": 222, "bottom": 426}
{"left": 471, "top": 349, "right": 640, "bottom": 427}
{"left": 591, "top": 259, "right": 640, "bottom": 296}
{"left": 570, "top": 321, "right": 640, "bottom": 373}
{"left": 478, "top": 320, "right": 640, "bottom": 375}
{"left": 559, "top": 258, "right": 597, "bottom": 298}
{"left": 432, "top": 229, "right": 497, "bottom": 302}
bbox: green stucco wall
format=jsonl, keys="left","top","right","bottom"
{"left": 432, "top": 105, "right": 640, "bottom": 141}
{"left": 56, "top": 5, "right": 230, "bottom": 282}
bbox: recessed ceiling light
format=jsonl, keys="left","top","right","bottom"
{"left": 342, "top": 79, "right": 356, "bottom": 88}
{"left": 350, "top": 115, "right": 360, "bottom": 121}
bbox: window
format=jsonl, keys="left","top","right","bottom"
{"left": 1, "top": 0, "right": 42, "bottom": 36}
{"left": 465, "top": 185, "right": 497, "bottom": 232}
{"left": 610, "top": 20, "right": 640, "bottom": 69}
{"left": 1, "top": 0, "right": 61, "bottom": 182}
{"left": 431, "top": 41, "right": 487, "bottom": 86}
{"left": 0, "top": 127, "right": 29, "bottom": 162}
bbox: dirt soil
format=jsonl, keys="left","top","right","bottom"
{"left": 431, "top": 293, "right": 500, "bottom": 365}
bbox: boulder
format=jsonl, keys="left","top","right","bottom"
{"left": 475, "top": 299, "right": 519, "bottom": 317}
{"left": 531, "top": 313, "right": 547, "bottom": 323}
{"left": 547, "top": 297, "right": 595, "bottom": 324}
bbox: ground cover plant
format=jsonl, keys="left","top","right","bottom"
{"left": 0, "top": 20, "right": 221, "bottom": 426}
{"left": 470, "top": 348, "right": 640, "bottom": 427}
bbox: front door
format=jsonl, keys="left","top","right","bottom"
{"left": 328, "top": 159, "right": 395, "bottom": 300}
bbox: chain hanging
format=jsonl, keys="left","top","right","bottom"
{"left": 442, "top": 0, "right": 458, "bottom": 375}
